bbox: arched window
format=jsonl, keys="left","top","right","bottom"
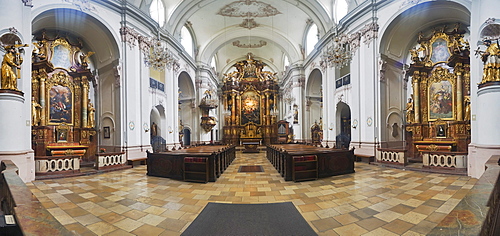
{"left": 306, "top": 23, "right": 319, "bottom": 56}
{"left": 211, "top": 56, "right": 217, "bottom": 70}
{"left": 181, "top": 26, "right": 194, "bottom": 58}
{"left": 283, "top": 55, "right": 290, "bottom": 71}
{"left": 150, "top": 0, "right": 165, "bottom": 27}
{"left": 335, "top": 0, "right": 348, "bottom": 23}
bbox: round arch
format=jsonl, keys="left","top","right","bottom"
{"left": 305, "top": 69, "right": 323, "bottom": 140}
{"left": 379, "top": 1, "right": 470, "bottom": 63}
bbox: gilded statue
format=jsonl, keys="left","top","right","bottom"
{"left": 79, "top": 51, "right": 95, "bottom": 67}
{"left": 87, "top": 100, "right": 95, "bottom": 128}
{"left": 1, "top": 46, "right": 22, "bottom": 90}
{"left": 33, "top": 41, "right": 47, "bottom": 61}
{"left": 478, "top": 39, "right": 500, "bottom": 83}
{"left": 464, "top": 96, "right": 471, "bottom": 121}
{"left": 31, "top": 97, "right": 42, "bottom": 126}
{"left": 406, "top": 96, "right": 415, "bottom": 123}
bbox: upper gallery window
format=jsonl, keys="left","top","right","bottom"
{"left": 335, "top": 0, "right": 348, "bottom": 23}
{"left": 306, "top": 23, "right": 319, "bottom": 56}
{"left": 150, "top": 0, "right": 165, "bottom": 27}
{"left": 181, "top": 26, "right": 194, "bottom": 58}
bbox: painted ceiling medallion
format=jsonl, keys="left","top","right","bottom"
{"left": 218, "top": 0, "right": 281, "bottom": 18}
{"left": 232, "top": 40, "right": 267, "bottom": 48}
{"left": 240, "top": 19, "right": 259, "bottom": 29}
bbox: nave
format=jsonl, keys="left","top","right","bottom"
{"left": 28, "top": 153, "right": 475, "bottom": 236}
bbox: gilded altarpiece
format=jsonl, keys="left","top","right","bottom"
{"left": 405, "top": 25, "right": 471, "bottom": 170}
{"left": 31, "top": 34, "right": 97, "bottom": 165}
{"left": 221, "top": 54, "right": 279, "bottom": 145}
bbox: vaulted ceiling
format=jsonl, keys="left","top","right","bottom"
{"left": 132, "top": 0, "right": 339, "bottom": 75}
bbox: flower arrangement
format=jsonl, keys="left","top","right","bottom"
{"left": 100, "top": 148, "right": 106, "bottom": 153}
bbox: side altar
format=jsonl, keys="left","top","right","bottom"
{"left": 401, "top": 25, "right": 471, "bottom": 172}
{"left": 31, "top": 33, "right": 98, "bottom": 176}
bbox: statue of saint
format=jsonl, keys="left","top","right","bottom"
{"left": 151, "top": 122, "right": 158, "bottom": 136}
{"left": 1, "top": 46, "right": 22, "bottom": 90}
{"left": 31, "top": 97, "right": 42, "bottom": 126}
{"left": 405, "top": 96, "right": 415, "bottom": 123}
{"left": 479, "top": 40, "right": 500, "bottom": 83}
{"left": 464, "top": 96, "right": 471, "bottom": 121}
{"left": 87, "top": 101, "right": 95, "bottom": 128}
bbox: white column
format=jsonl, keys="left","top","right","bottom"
{"left": 467, "top": 0, "right": 500, "bottom": 178}
{"left": 0, "top": 1, "right": 35, "bottom": 182}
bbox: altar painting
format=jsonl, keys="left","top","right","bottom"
{"left": 51, "top": 44, "right": 73, "bottom": 69}
{"left": 428, "top": 80, "right": 453, "bottom": 120}
{"left": 430, "top": 38, "right": 451, "bottom": 64}
{"left": 49, "top": 85, "right": 73, "bottom": 124}
{"left": 240, "top": 91, "right": 261, "bottom": 125}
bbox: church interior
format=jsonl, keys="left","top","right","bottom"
{"left": 0, "top": 0, "right": 500, "bottom": 235}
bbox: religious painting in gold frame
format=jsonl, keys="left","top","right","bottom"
{"left": 48, "top": 84, "right": 74, "bottom": 125}
{"left": 240, "top": 90, "right": 261, "bottom": 125}
{"left": 427, "top": 68, "right": 455, "bottom": 121}
{"left": 46, "top": 71, "right": 75, "bottom": 126}
{"left": 429, "top": 35, "right": 451, "bottom": 65}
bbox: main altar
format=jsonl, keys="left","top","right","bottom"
{"left": 404, "top": 25, "right": 471, "bottom": 172}
{"left": 221, "top": 54, "right": 279, "bottom": 146}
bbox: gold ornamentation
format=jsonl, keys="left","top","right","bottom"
{"left": 1, "top": 43, "right": 28, "bottom": 91}
{"left": 415, "top": 126, "right": 421, "bottom": 135}
{"left": 427, "top": 67, "right": 456, "bottom": 121}
{"left": 427, "top": 144, "right": 439, "bottom": 151}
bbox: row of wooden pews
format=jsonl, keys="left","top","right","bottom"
{"left": 146, "top": 145, "right": 236, "bottom": 183}
{"left": 267, "top": 144, "right": 355, "bottom": 181}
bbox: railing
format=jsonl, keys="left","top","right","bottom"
{"left": 429, "top": 155, "right": 500, "bottom": 235}
{"left": 35, "top": 155, "right": 80, "bottom": 174}
{"left": 421, "top": 151, "right": 467, "bottom": 169}
{"left": 376, "top": 148, "right": 406, "bottom": 165}
{"left": 96, "top": 152, "right": 126, "bottom": 170}
{"left": 1, "top": 160, "right": 71, "bottom": 235}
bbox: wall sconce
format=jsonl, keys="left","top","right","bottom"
{"left": 143, "top": 123, "right": 149, "bottom": 132}
{"left": 168, "top": 126, "right": 173, "bottom": 133}
{"left": 329, "top": 123, "right": 333, "bottom": 131}
{"left": 352, "top": 119, "right": 358, "bottom": 129}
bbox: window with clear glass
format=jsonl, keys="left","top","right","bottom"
{"left": 306, "top": 24, "right": 318, "bottom": 56}
{"left": 150, "top": 0, "right": 165, "bottom": 27}
{"left": 181, "top": 26, "right": 194, "bottom": 57}
{"left": 335, "top": 0, "right": 348, "bottom": 23}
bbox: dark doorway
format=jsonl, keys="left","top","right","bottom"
{"left": 183, "top": 128, "right": 191, "bottom": 146}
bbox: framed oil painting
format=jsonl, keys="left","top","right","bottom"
{"left": 428, "top": 80, "right": 454, "bottom": 121}
{"left": 49, "top": 85, "right": 73, "bottom": 125}
{"left": 103, "top": 126, "right": 110, "bottom": 139}
{"left": 430, "top": 38, "right": 451, "bottom": 64}
{"left": 240, "top": 91, "right": 261, "bottom": 125}
{"left": 56, "top": 127, "right": 68, "bottom": 143}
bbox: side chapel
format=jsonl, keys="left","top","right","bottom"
{"left": 31, "top": 32, "right": 98, "bottom": 174}
{"left": 404, "top": 25, "right": 471, "bottom": 172}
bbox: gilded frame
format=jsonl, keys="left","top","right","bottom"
{"left": 427, "top": 67, "right": 456, "bottom": 121}
{"left": 46, "top": 71, "right": 75, "bottom": 126}
{"left": 240, "top": 89, "right": 262, "bottom": 125}
{"left": 428, "top": 33, "right": 452, "bottom": 65}
{"left": 56, "top": 123, "right": 69, "bottom": 143}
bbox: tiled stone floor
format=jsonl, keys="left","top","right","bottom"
{"left": 27, "top": 152, "right": 477, "bottom": 236}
